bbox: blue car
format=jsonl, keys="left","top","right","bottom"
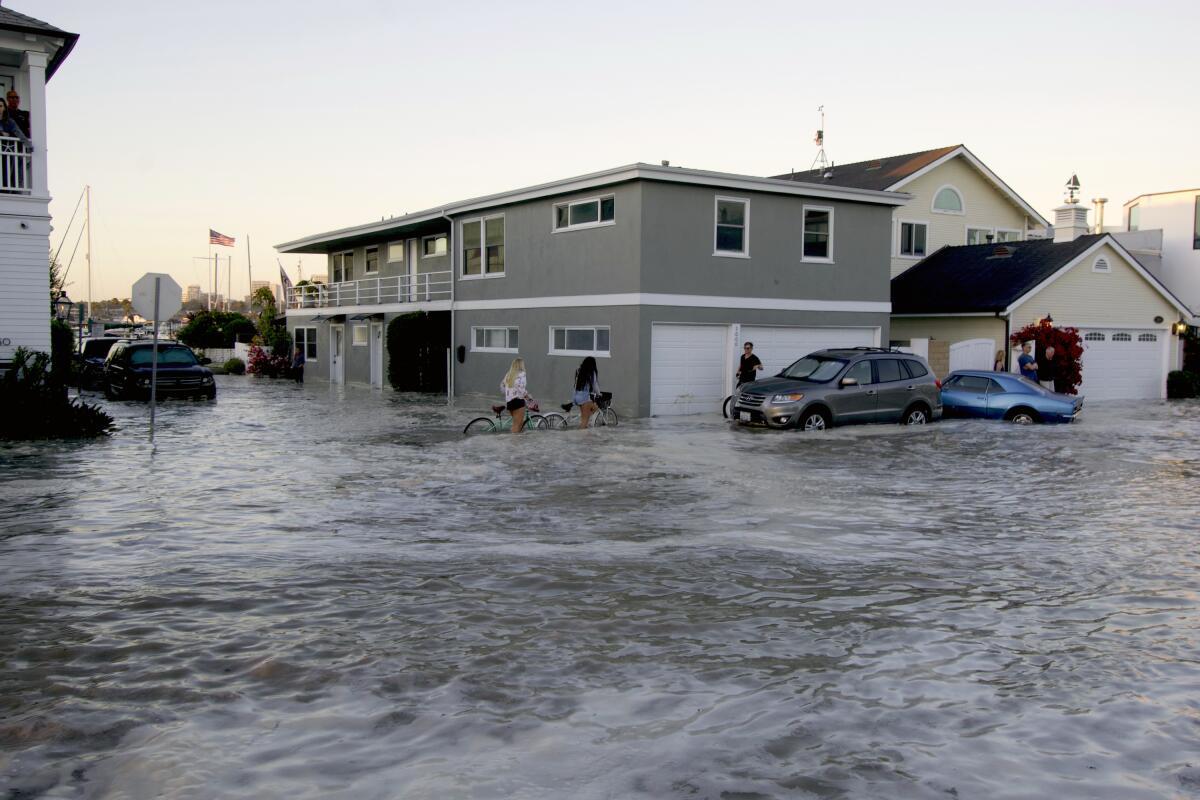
{"left": 940, "top": 370, "right": 1083, "bottom": 424}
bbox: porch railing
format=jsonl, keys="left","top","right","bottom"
{"left": 0, "top": 136, "right": 32, "bottom": 194}
{"left": 285, "top": 270, "right": 452, "bottom": 310}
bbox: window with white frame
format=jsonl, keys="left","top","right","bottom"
{"left": 1138, "top": 332, "right": 1158, "bottom": 342}
{"left": 1112, "top": 332, "right": 1133, "bottom": 342}
{"left": 932, "top": 186, "right": 964, "bottom": 214}
{"left": 549, "top": 325, "right": 610, "bottom": 357}
{"left": 365, "top": 246, "right": 379, "bottom": 274}
{"left": 295, "top": 327, "right": 318, "bottom": 360}
{"left": 1093, "top": 256, "right": 1111, "bottom": 273}
{"left": 899, "top": 221, "right": 927, "bottom": 257}
{"left": 472, "top": 326, "right": 519, "bottom": 353}
{"left": 422, "top": 234, "right": 447, "bottom": 258}
{"left": 802, "top": 207, "right": 833, "bottom": 261}
{"left": 462, "top": 215, "right": 505, "bottom": 276}
{"left": 1084, "top": 332, "right": 1105, "bottom": 342}
{"left": 1128, "top": 204, "right": 1140, "bottom": 232}
{"left": 553, "top": 195, "right": 615, "bottom": 231}
{"left": 352, "top": 324, "right": 369, "bottom": 346}
{"left": 995, "top": 229, "right": 1022, "bottom": 243}
{"left": 966, "top": 227, "right": 993, "bottom": 245}
{"left": 331, "top": 252, "right": 352, "bottom": 283}
{"left": 713, "top": 197, "right": 748, "bottom": 256}
{"left": 387, "top": 241, "right": 406, "bottom": 263}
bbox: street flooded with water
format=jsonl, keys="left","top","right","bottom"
{"left": 3, "top": 377, "right": 1200, "bottom": 799}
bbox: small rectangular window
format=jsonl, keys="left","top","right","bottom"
{"left": 714, "top": 197, "right": 748, "bottom": 256}
{"left": 553, "top": 195, "right": 616, "bottom": 231}
{"left": 331, "top": 252, "right": 351, "bottom": 283}
{"left": 422, "top": 234, "right": 447, "bottom": 258}
{"left": 966, "top": 228, "right": 993, "bottom": 245}
{"left": 471, "top": 326, "right": 519, "bottom": 353}
{"left": 296, "top": 327, "right": 318, "bottom": 361}
{"left": 387, "top": 241, "right": 405, "bottom": 263}
{"left": 995, "top": 230, "right": 1022, "bottom": 243}
{"left": 549, "top": 326, "right": 610, "bottom": 357}
{"left": 351, "top": 324, "right": 369, "bottom": 346}
{"left": 803, "top": 207, "right": 832, "bottom": 261}
{"left": 462, "top": 216, "right": 504, "bottom": 277}
{"left": 899, "top": 222, "right": 927, "bottom": 257}
{"left": 365, "top": 247, "right": 379, "bottom": 274}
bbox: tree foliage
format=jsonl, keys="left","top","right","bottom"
{"left": 250, "top": 286, "right": 291, "bottom": 356}
{"left": 0, "top": 348, "right": 114, "bottom": 440}
{"left": 176, "top": 310, "right": 257, "bottom": 349}
{"left": 1009, "top": 322, "right": 1084, "bottom": 395}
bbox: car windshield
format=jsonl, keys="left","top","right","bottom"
{"left": 129, "top": 347, "right": 198, "bottom": 366}
{"left": 779, "top": 356, "right": 847, "bottom": 383}
{"left": 82, "top": 340, "right": 118, "bottom": 358}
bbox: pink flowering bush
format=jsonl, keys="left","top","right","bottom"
{"left": 246, "top": 345, "right": 291, "bottom": 378}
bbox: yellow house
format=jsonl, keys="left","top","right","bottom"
{"left": 777, "top": 145, "right": 1050, "bottom": 278}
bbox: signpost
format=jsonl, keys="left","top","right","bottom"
{"left": 132, "top": 273, "right": 183, "bottom": 442}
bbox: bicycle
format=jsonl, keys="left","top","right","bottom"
{"left": 542, "top": 391, "right": 618, "bottom": 429}
{"left": 462, "top": 400, "right": 549, "bottom": 434}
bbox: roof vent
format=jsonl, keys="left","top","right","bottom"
{"left": 865, "top": 160, "right": 883, "bottom": 171}
{"left": 661, "top": 160, "right": 670, "bottom": 167}
{"left": 990, "top": 245, "right": 1014, "bottom": 258}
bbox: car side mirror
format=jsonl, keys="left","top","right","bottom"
{"left": 839, "top": 377, "right": 858, "bottom": 388}
{"left": 199, "top": 357, "right": 212, "bottom": 365}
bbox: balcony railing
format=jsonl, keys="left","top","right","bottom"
{"left": 0, "top": 136, "right": 32, "bottom": 194}
{"left": 285, "top": 270, "right": 452, "bottom": 309}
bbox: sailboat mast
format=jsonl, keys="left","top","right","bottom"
{"left": 85, "top": 184, "right": 92, "bottom": 322}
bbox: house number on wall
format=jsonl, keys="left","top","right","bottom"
{"left": 0, "top": 338, "right": 11, "bottom": 346}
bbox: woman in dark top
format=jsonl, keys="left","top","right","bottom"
{"left": 572, "top": 356, "right": 600, "bottom": 429}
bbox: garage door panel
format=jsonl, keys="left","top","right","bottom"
{"left": 651, "top": 324, "right": 729, "bottom": 416}
{"left": 741, "top": 326, "right": 876, "bottom": 377}
{"left": 1078, "top": 329, "right": 1165, "bottom": 400}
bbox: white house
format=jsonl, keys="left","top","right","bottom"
{"left": 1122, "top": 189, "right": 1200, "bottom": 321}
{"left": 0, "top": 6, "right": 77, "bottom": 368}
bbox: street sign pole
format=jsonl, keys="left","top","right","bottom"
{"left": 150, "top": 277, "right": 160, "bottom": 442}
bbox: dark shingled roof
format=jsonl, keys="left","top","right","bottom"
{"left": 772, "top": 145, "right": 961, "bottom": 192}
{"left": 891, "top": 234, "right": 1107, "bottom": 314}
{"left": 0, "top": 4, "right": 78, "bottom": 79}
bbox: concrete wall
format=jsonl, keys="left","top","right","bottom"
{"left": 891, "top": 155, "right": 1039, "bottom": 278}
{"left": 639, "top": 181, "right": 892, "bottom": 303}
{"left": 889, "top": 316, "right": 1007, "bottom": 375}
{"left": 1124, "top": 190, "right": 1200, "bottom": 314}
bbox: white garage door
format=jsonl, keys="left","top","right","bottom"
{"left": 1078, "top": 329, "right": 1166, "bottom": 400}
{"left": 740, "top": 325, "right": 877, "bottom": 378}
{"left": 651, "top": 324, "right": 729, "bottom": 416}
{"left": 949, "top": 338, "right": 996, "bottom": 372}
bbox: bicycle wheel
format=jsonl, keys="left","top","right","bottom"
{"left": 542, "top": 413, "right": 568, "bottom": 430}
{"left": 722, "top": 395, "right": 733, "bottom": 419}
{"left": 527, "top": 414, "right": 549, "bottom": 430}
{"left": 463, "top": 417, "right": 497, "bottom": 435}
{"left": 599, "top": 407, "right": 619, "bottom": 427}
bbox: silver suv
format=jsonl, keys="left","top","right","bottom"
{"left": 732, "top": 348, "right": 942, "bottom": 430}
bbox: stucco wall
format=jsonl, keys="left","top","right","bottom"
{"left": 1124, "top": 190, "right": 1200, "bottom": 313}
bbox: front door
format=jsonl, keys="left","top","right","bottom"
{"left": 369, "top": 322, "right": 384, "bottom": 388}
{"left": 330, "top": 325, "right": 345, "bottom": 384}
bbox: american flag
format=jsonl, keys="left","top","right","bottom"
{"left": 209, "top": 229, "right": 235, "bottom": 247}
{"left": 279, "top": 262, "right": 293, "bottom": 298}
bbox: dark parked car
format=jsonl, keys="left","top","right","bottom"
{"left": 733, "top": 348, "right": 942, "bottom": 430}
{"left": 940, "top": 370, "right": 1082, "bottom": 424}
{"left": 103, "top": 341, "right": 216, "bottom": 400}
{"left": 75, "top": 337, "right": 123, "bottom": 389}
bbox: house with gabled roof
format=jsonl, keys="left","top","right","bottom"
{"left": 776, "top": 145, "right": 1050, "bottom": 278}
{"left": 889, "top": 200, "right": 1191, "bottom": 400}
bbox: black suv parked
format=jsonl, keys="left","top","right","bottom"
{"left": 733, "top": 348, "right": 942, "bottom": 430}
{"left": 76, "top": 337, "right": 122, "bottom": 389}
{"left": 103, "top": 341, "right": 216, "bottom": 400}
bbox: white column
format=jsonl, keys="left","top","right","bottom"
{"left": 22, "top": 50, "right": 49, "bottom": 198}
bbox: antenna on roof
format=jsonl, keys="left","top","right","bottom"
{"left": 810, "top": 105, "right": 831, "bottom": 175}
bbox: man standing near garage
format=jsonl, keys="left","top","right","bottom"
{"left": 736, "top": 342, "right": 763, "bottom": 388}
{"left": 1038, "top": 345, "right": 1058, "bottom": 392}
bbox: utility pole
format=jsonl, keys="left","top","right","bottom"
{"left": 226, "top": 253, "right": 231, "bottom": 311}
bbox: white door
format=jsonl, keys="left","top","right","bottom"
{"left": 369, "top": 322, "right": 384, "bottom": 388}
{"left": 1077, "top": 329, "right": 1167, "bottom": 400}
{"left": 739, "top": 326, "right": 877, "bottom": 385}
{"left": 949, "top": 338, "right": 996, "bottom": 372}
{"left": 651, "top": 324, "right": 730, "bottom": 416}
{"left": 329, "top": 324, "right": 345, "bottom": 384}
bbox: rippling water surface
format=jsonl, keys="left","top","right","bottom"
{"left": 2, "top": 378, "right": 1200, "bottom": 799}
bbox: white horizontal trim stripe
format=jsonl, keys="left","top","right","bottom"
{"left": 455, "top": 293, "right": 890, "bottom": 313}
{"left": 286, "top": 300, "right": 451, "bottom": 318}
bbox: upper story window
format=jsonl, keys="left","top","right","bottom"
{"left": 423, "top": 234, "right": 447, "bottom": 258}
{"left": 462, "top": 215, "right": 505, "bottom": 277}
{"left": 364, "top": 246, "right": 379, "bottom": 274}
{"left": 387, "top": 241, "right": 405, "bottom": 264}
{"left": 932, "top": 185, "right": 964, "bottom": 215}
{"left": 899, "top": 221, "right": 927, "bottom": 257}
{"left": 802, "top": 206, "right": 833, "bottom": 262}
{"left": 967, "top": 227, "right": 993, "bottom": 245}
{"left": 554, "top": 195, "right": 615, "bottom": 232}
{"left": 995, "top": 229, "right": 1022, "bottom": 243}
{"left": 331, "top": 251, "right": 352, "bottom": 283}
{"left": 1128, "top": 204, "right": 1140, "bottom": 232}
{"left": 714, "top": 196, "right": 749, "bottom": 257}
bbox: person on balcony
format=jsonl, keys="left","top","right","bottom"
{"left": 0, "top": 103, "right": 32, "bottom": 192}
{"left": 5, "top": 91, "right": 29, "bottom": 139}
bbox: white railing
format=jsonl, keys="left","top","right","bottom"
{"left": 0, "top": 136, "right": 32, "bottom": 194}
{"left": 285, "top": 270, "right": 452, "bottom": 309}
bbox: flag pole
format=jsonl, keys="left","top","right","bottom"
{"left": 226, "top": 253, "right": 231, "bottom": 312}
{"left": 246, "top": 234, "right": 253, "bottom": 312}
{"left": 207, "top": 234, "right": 212, "bottom": 311}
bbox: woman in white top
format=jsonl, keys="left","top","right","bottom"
{"left": 501, "top": 357, "right": 531, "bottom": 434}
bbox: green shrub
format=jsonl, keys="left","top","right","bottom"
{"left": 0, "top": 348, "right": 114, "bottom": 440}
{"left": 1167, "top": 370, "right": 1200, "bottom": 399}
{"left": 223, "top": 357, "right": 246, "bottom": 375}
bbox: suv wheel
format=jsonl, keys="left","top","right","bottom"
{"left": 104, "top": 380, "right": 118, "bottom": 400}
{"left": 903, "top": 404, "right": 930, "bottom": 425}
{"left": 800, "top": 409, "right": 830, "bottom": 431}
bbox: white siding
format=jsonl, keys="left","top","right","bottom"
{"left": 0, "top": 230, "right": 51, "bottom": 361}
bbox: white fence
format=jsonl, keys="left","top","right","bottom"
{"left": 285, "top": 271, "right": 451, "bottom": 309}
{"left": 0, "top": 136, "right": 32, "bottom": 194}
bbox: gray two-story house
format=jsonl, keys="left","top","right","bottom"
{"left": 275, "top": 163, "right": 908, "bottom": 417}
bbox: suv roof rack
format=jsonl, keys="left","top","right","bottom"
{"left": 828, "top": 346, "right": 902, "bottom": 354}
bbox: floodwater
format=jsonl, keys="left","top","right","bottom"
{"left": 2, "top": 378, "right": 1200, "bottom": 800}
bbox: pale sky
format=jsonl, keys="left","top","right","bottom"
{"left": 27, "top": 0, "right": 1200, "bottom": 301}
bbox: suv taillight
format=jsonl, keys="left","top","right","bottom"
{"left": 935, "top": 379, "right": 942, "bottom": 389}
